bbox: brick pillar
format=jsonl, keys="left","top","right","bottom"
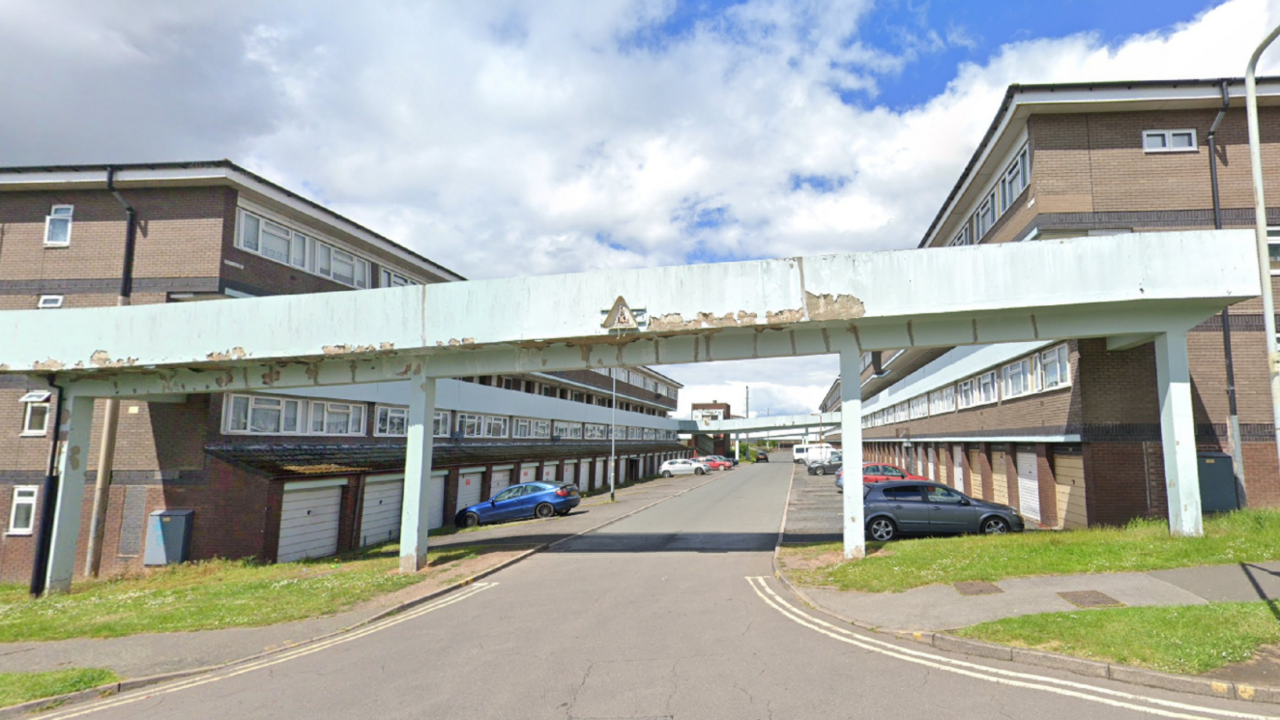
{"left": 1036, "top": 444, "right": 1059, "bottom": 528}
{"left": 443, "top": 467, "right": 461, "bottom": 527}
{"left": 336, "top": 479, "right": 361, "bottom": 553}
{"left": 480, "top": 465, "right": 493, "bottom": 501}
{"left": 980, "top": 443, "right": 994, "bottom": 500}
{"left": 1004, "top": 444, "right": 1020, "bottom": 509}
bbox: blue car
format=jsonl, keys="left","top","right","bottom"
{"left": 454, "top": 482, "right": 581, "bottom": 528}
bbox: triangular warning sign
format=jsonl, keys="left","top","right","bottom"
{"left": 602, "top": 296, "right": 639, "bottom": 330}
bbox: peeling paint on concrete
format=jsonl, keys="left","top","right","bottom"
{"left": 380, "top": 342, "right": 395, "bottom": 351}
{"left": 33, "top": 359, "right": 66, "bottom": 371}
{"left": 648, "top": 310, "right": 762, "bottom": 332}
{"left": 765, "top": 308, "right": 805, "bottom": 324}
{"left": 323, "top": 344, "right": 381, "bottom": 355}
{"left": 261, "top": 367, "right": 281, "bottom": 385}
{"left": 66, "top": 444, "right": 82, "bottom": 472}
{"left": 206, "top": 347, "right": 248, "bottom": 362}
{"left": 804, "top": 292, "right": 865, "bottom": 321}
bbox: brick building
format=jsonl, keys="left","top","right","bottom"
{"left": 0, "top": 161, "right": 688, "bottom": 580}
{"left": 851, "top": 78, "right": 1280, "bottom": 529}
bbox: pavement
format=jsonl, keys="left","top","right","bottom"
{"left": 0, "top": 468, "right": 724, "bottom": 680}
{"left": 6, "top": 456, "right": 1280, "bottom": 719}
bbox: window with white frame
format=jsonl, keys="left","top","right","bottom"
{"left": 8, "top": 487, "right": 37, "bottom": 535}
{"left": 44, "top": 205, "right": 73, "bottom": 247}
{"left": 223, "top": 394, "right": 305, "bottom": 435}
{"left": 553, "top": 421, "right": 574, "bottom": 438}
{"left": 928, "top": 386, "right": 956, "bottom": 414}
{"left": 894, "top": 403, "right": 909, "bottom": 423}
{"left": 586, "top": 423, "right": 608, "bottom": 439}
{"left": 1038, "top": 344, "right": 1071, "bottom": 390}
{"left": 909, "top": 396, "right": 929, "bottom": 420}
{"left": 950, "top": 221, "right": 972, "bottom": 247}
{"left": 533, "top": 420, "right": 551, "bottom": 438}
{"left": 37, "top": 295, "right": 63, "bottom": 309}
{"left": 433, "top": 411, "right": 450, "bottom": 437}
{"left": 1003, "top": 358, "right": 1034, "bottom": 399}
{"left": 380, "top": 269, "right": 418, "bottom": 287}
{"left": 311, "top": 401, "right": 364, "bottom": 435}
{"left": 375, "top": 405, "right": 408, "bottom": 437}
{"left": 484, "top": 415, "right": 509, "bottom": 438}
{"left": 1000, "top": 146, "right": 1029, "bottom": 212}
{"left": 1267, "top": 228, "right": 1280, "bottom": 274}
{"left": 1143, "top": 129, "right": 1197, "bottom": 153}
{"left": 512, "top": 418, "right": 533, "bottom": 438}
{"left": 20, "top": 391, "right": 52, "bottom": 436}
{"left": 456, "top": 413, "right": 484, "bottom": 437}
{"left": 977, "top": 371, "right": 999, "bottom": 405}
{"left": 975, "top": 190, "right": 998, "bottom": 239}
{"left": 957, "top": 379, "right": 975, "bottom": 409}
{"left": 628, "top": 426, "right": 640, "bottom": 439}
{"left": 236, "top": 209, "right": 371, "bottom": 289}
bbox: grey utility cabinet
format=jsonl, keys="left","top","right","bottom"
{"left": 1197, "top": 453, "right": 1240, "bottom": 513}
{"left": 143, "top": 510, "right": 194, "bottom": 566}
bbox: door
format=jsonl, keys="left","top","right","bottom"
{"left": 359, "top": 476, "right": 402, "bottom": 547}
{"left": 924, "top": 485, "right": 979, "bottom": 533}
{"left": 992, "top": 451, "right": 1009, "bottom": 505}
{"left": 458, "top": 471, "right": 483, "bottom": 512}
{"left": 489, "top": 485, "right": 528, "bottom": 521}
{"left": 968, "top": 448, "right": 982, "bottom": 499}
{"left": 489, "top": 470, "right": 511, "bottom": 498}
{"left": 952, "top": 444, "right": 964, "bottom": 492}
{"left": 578, "top": 460, "right": 590, "bottom": 491}
{"left": 542, "top": 463, "right": 558, "bottom": 483}
{"left": 595, "top": 458, "right": 606, "bottom": 489}
{"left": 518, "top": 466, "right": 537, "bottom": 484}
{"left": 878, "top": 484, "right": 930, "bottom": 531}
{"left": 563, "top": 462, "right": 575, "bottom": 487}
{"left": 278, "top": 485, "right": 342, "bottom": 563}
{"left": 927, "top": 447, "right": 936, "bottom": 481}
{"left": 1016, "top": 449, "right": 1041, "bottom": 523}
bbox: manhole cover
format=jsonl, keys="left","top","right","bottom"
{"left": 1058, "top": 590, "right": 1125, "bottom": 608}
{"left": 954, "top": 581, "right": 1003, "bottom": 596}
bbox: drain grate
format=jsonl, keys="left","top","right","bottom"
{"left": 953, "top": 581, "right": 1003, "bottom": 596}
{"left": 1058, "top": 590, "right": 1125, "bottom": 608}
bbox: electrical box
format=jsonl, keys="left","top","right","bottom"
{"left": 1197, "top": 453, "right": 1240, "bottom": 513}
{"left": 143, "top": 510, "right": 193, "bottom": 566}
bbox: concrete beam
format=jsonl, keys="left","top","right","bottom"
{"left": 1155, "top": 331, "right": 1203, "bottom": 537}
{"left": 1107, "top": 334, "right": 1156, "bottom": 352}
{"left": 46, "top": 395, "right": 94, "bottom": 594}
{"left": 681, "top": 412, "right": 843, "bottom": 434}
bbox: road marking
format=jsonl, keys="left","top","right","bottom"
{"left": 745, "top": 577, "right": 1276, "bottom": 720}
{"left": 40, "top": 582, "right": 498, "bottom": 719}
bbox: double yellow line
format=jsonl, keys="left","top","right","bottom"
{"left": 41, "top": 582, "right": 498, "bottom": 719}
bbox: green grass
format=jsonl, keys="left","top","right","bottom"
{"left": 0, "top": 543, "right": 490, "bottom": 642}
{"left": 0, "top": 668, "right": 118, "bottom": 708}
{"left": 956, "top": 602, "right": 1280, "bottom": 675}
{"left": 780, "top": 509, "right": 1280, "bottom": 593}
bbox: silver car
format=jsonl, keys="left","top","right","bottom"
{"left": 659, "top": 459, "right": 709, "bottom": 477}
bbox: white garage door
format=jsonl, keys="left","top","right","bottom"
{"left": 428, "top": 472, "right": 447, "bottom": 529}
{"left": 563, "top": 462, "right": 576, "bottom": 487}
{"left": 458, "top": 470, "right": 483, "bottom": 511}
{"left": 1016, "top": 449, "right": 1041, "bottom": 523}
{"left": 518, "top": 465, "right": 537, "bottom": 484}
{"left": 595, "top": 458, "right": 606, "bottom": 489}
{"left": 489, "top": 468, "right": 512, "bottom": 498}
{"left": 952, "top": 444, "right": 964, "bottom": 493}
{"left": 579, "top": 460, "right": 590, "bottom": 491}
{"left": 927, "top": 447, "right": 936, "bottom": 481}
{"left": 542, "top": 463, "right": 558, "bottom": 483}
{"left": 360, "top": 475, "right": 403, "bottom": 547}
{"left": 279, "top": 483, "right": 343, "bottom": 563}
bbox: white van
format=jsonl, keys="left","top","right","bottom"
{"left": 792, "top": 443, "right": 834, "bottom": 464}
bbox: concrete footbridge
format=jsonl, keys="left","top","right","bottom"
{"left": 0, "top": 230, "right": 1259, "bottom": 592}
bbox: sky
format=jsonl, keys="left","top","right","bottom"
{"left": 4, "top": 0, "right": 1280, "bottom": 419}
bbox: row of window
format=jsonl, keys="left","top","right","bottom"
{"left": 862, "top": 343, "right": 1071, "bottom": 429}
{"left": 224, "top": 394, "right": 679, "bottom": 441}
{"left": 588, "top": 367, "right": 679, "bottom": 398}
{"left": 949, "top": 145, "right": 1029, "bottom": 246}
{"left": 461, "top": 374, "right": 673, "bottom": 415}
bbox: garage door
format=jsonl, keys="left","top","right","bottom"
{"left": 279, "top": 483, "right": 344, "bottom": 563}
{"left": 542, "top": 463, "right": 558, "bottom": 483}
{"left": 1016, "top": 449, "right": 1041, "bottom": 523}
{"left": 360, "top": 476, "right": 403, "bottom": 548}
{"left": 518, "top": 465, "right": 537, "bottom": 484}
{"left": 489, "top": 468, "right": 512, "bottom": 498}
{"left": 458, "top": 470, "right": 483, "bottom": 511}
{"left": 992, "top": 451, "right": 1009, "bottom": 505}
{"left": 595, "top": 458, "right": 606, "bottom": 490}
{"left": 563, "top": 462, "right": 576, "bottom": 487}
{"left": 578, "top": 460, "right": 590, "bottom": 491}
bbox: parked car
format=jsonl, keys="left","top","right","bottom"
{"left": 455, "top": 482, "right": 581, "bottom": 527}
{"left": 710, "top": 454, "right": 739, "bottom": 467}
{"left": 792, "top": 443, "right": 835, "bottom": 464}
{"left": 835, "top": 462, "right": 928, "bottom": 490}
{"left": 807, "top": 452, "right": 842, "bottom": 476}
{"left": 659, "top": 458, "right": 710, "bottom": 477}
{"left": 863, "top": 480, "right": 1024, "bottom": 541}
{"left": 754, "top": 451, "right": 770, "bottom": 463}
{"left": 692, "top": 456, "right": 732, "bottom": 471}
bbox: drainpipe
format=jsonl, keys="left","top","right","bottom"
{"left": 1245, "top": 25, "right": 1280, "bottom": 496}
{"left": 1209, "top": 80, "right": 1248, "bottom": 508}
{"left": 84, "top": 167, "right": 137, "bottom": 578}
{"left": 29, "top": 377, "right": 66, "bottom": 597}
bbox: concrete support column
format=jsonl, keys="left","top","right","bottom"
{"left": 838, "top": 347, "right": 865, "bottom": 560}
{"left": 46, "top": 394, "right": 95, "bottom": 594}
{"left": 399, "top": 377, "right": 437, "bottom": 572}
{"left": 1154, "top": 330, "right": 1203, "bottom": 537}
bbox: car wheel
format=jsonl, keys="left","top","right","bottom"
{"left": 534, "top": 503, "right": 555, "bottom": 519}
{"left": 982, "top": 517, "right": 1010, "bottom": 535}
{"left": 460, "top": 512, "right": 480, "bottom": 528}
{"left": 662, "top": 471, "right": 673, "bottom": 478}
{"left": 815, "top": 467, "right": 825, "bottom": 476}
{"left": 695, "top": 468, "right": 705, "bottom": 475}
{"left": 867, "top": 517, "right": 896, "bottom": 542}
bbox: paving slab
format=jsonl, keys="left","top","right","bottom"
{"left": 1149, "top": 562, "right": 1280, "bottom": 602}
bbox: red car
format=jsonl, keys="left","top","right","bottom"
{"left": 693, "top": 456, "right": 732, "bottom": 471}
{"left": 862, "top": 462, "right": 928, "bottom": 483}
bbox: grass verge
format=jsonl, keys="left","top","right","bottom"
{"left": 955, "top": 602, "right": 1280, "bottom": 675}
{"left": 0, "top": 543, "right": 495, "bottom": 642}
{"left": 0, "top": 668, "right": 118, "bottom": 708}
{"left": 778, "top": 509, "right": 1280, "bottom": 593}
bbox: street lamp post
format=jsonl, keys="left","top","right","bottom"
{"left": 1245, "top": 24, "right": 1280, "bottom": 479}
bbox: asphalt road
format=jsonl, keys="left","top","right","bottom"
{"left": 44, "top": 459, "right": 1277, "bottom": 720}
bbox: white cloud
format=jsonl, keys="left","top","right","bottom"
{"left": 3, "top": 0, "right": 1278, "bottom": 411}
